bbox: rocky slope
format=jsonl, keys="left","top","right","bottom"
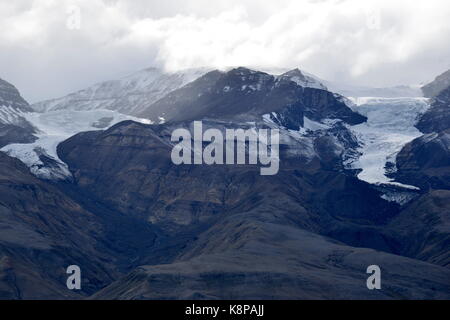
{"left": 0, "top": 78, "right": 30, "bottom": 111}
{"left": 393, "top": 80, "right": 450, "bottom": 190}
{"left": 0, "top": 152, "right": 115, "bottom": 298}
{"left": 277, "top": 68, "right": 328, "bottom": 90}
{"left": 138, "top": 67, "right": 366, "bottom": 125}
{"left": 393, "top": 129, "right": 450, "bottom": 190}
{"left": 0, "top": 78, "right": 37, "bottom": 147}
{"left": 53, "top": 119, "right": 450, "bottom": 299}
{"left": 416, "top": 86, "right": 450, "bottom": 133}
{"left": 92, "top": 224, "right": 450, "bottom": 299}
{"left": 387, "top": 78, "right": 450, "bottom": 268}
{"left": 0, "top": 150, "right": 185, "bottom": 299}
{"left": 384, "top": 190, "right": 450, "bottom": 268}
{"left": 422, "top": 69, "right": 450, "bottom": 98}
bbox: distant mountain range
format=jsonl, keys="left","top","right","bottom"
{"left": 31, "top": 67, "right": 210, "bottom": 115}
{"left": 30, "top": 66, "right": 424, "bottom": 119}
{"left": 0, "top": 66, "right": 449, "bottom": 299}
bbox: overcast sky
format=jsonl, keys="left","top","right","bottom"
{"left": 1, "top": 0, "right": 449, "bottom": 103}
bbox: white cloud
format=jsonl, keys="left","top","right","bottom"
{"left": 0, "top": 0, "right": 449, "bottom": 102}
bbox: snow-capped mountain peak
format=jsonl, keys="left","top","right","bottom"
{"left": 278, "top": 68, "right": 328, "bottom": 90}
{"left": 31, "top": 67, "right": 211, "bottom": 116}
{"left": 0, "top": 78, "right": 31, "bottom": 112}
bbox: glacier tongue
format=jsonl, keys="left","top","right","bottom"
{"left": 347, "top": 97, "right": 430, "bottom": 189}
{"left": 1, "top": 109, "right": 151, "bottom": 180}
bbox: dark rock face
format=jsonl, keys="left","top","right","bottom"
{"left": 396, "top": 78, "right": 450, "bottom": 188}
{"left": 0, "top": 78, "right": 31, "bottom": 112}
{"left": 265, "top": 102, "right": 304, "bottom": 130}
{"left": 0, "top": 151, "right": 176, "bottom": 299}
{"left": 387, "top": 76, "right": 450, "bottom": 269}
{"left": 385, "top": 190, "right": 450, "bottom": 268}
{"left": 138, "top": 67, "right": 366, "bottom": 125}
{"left": 278, "top": 68, "right": 327, "bottom": 90}
{"left": 416, "top": 86, "right": 450, "bottom": 134}
{"left": 92, "top": 224, "right": 450, "bottom": 300}
{"left": 0, "top": 153, "right": 116, "bottom": 298}
{"left": 0, "top": 78, "right": 37, "bottom": 147}
{"left": 0, "top": 122, "right": 37, "bottom": 148}
{"left": 393, "top": 130, "right": 450, "bottom": 190}
{"left": 422, "top": 69, "right": 450, "bottom": 98}
{"left": 58, "top": 121, "right": 393, "bottom": 231}
{"left": 402, "top": 83, "right": 450, "bottom": 191}
{"left": 56, "top": 120, "right": 450, "bottom": 299}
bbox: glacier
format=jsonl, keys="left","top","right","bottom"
{"left": 347, "top": 97, "right": 430, "bottom": 189}
{"left": 1, "top": 109, "right": 151, "bottom": 180}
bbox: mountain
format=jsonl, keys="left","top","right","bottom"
{"left": 416, "top": 85, "right": 450, "bottom": 133}
{"left": 0, "top": 78, "right": 30, "bottom": 111}
{"left": 1, "top": 65, "right": 450, "bottom": 300}
{"left": 385, "top": 74, "right": 450, "bottom": 268}
{"left": 277, "top": 68, "right": 328, "bottom": 90}
{"left": 138, "top": 67, "right": 366, "bottom": 125}
{"left": 5, "top": 67, "right": 351, "bottom": 181}
{"left": 393, "top": 129, "right": 450, "bottom": 191}
{"left": 0, "top": 149, "right": 194, "bottom": 299}
{"left": 31, "top": 67, "right": 209, "bottom": 116}
{"left": 397, "top": 73, "right": 450, "bottom": 190}
{"left": 56, "top": 119, "right": 450, "bottom": 299}
{"left": 0, "top": 152, "right": 116, "bottom": 299}
{"left": 0, "top": 78, "right": 37, "bottom": 148}
{"left": 1, "top": 109, "right": 149, "bottom": 180}
{"left": 54, "top": 68, "right": 450, "bottom": 298}
{"left": 384, "top": 189, "right": 450, "bottom": 268}
{"left": 422, "top": 69, "right": 450, "bottom": 98}
{"left": 392, "top": 80, "right": 450, "bottom": 191}
{"left": 93, "top": 223, "right": 449, "bottom": 299}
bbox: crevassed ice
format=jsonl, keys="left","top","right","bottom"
{"left": 348, "top": 97, "right": 430, "bottom": 189}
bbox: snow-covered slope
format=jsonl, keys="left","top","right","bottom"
{"left": 421, "top": 69, "right": 450, "bottom": 97}
{"left": 0, "top": 105, "right": 28, "bottom": 125}
{"left": 0, "top": 78, "right": 38, "bottom": 147}
{"left": 346, "top": 97, "right": 430, "bottom": 189}
{"left": 277, "top": 69, "right": 328, "bottom": 90}
{"left": 1, "top": 110, "right": 150, "bottom": 180}
{"left": 31, "top": 67, "right": 210, "bottom": 116}
{"left": 0, "top": 78, "right": 32, "bottom": 126}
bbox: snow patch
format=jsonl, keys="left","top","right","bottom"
{"left": 303, "top": 117, "right": 331, "bottom": 131}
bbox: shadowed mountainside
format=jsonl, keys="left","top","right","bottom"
{"left": 138, "top": 68, "right": 366, "bottom": 125}
{"left": 57, "top": 120, "right": 450, "bottom": 299}
{"left": 0, "top": 78, "right": 37, "bottom": 148}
